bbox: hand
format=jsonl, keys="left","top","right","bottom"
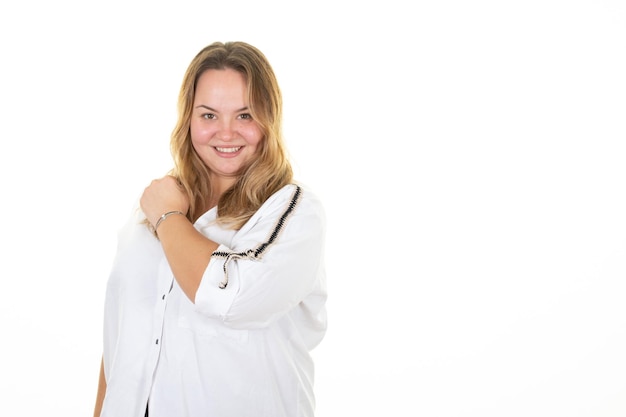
{"left": 140, "top": 175, "right": 190, "bottom": 228}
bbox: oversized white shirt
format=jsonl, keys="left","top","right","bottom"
{"left": 100, "top": 184, "right": 327, "bottom": 417}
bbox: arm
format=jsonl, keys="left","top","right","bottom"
{"left": 155, "top": 213, "right": 219, "bottom": 302}
{"left": 93, "top": 356, "right": 106, "bottom": 417}
{"left": 140, "top": 175, "right": 218, "bottom": 303}
{"left": 194, "top": 186, "right": 327, "bottom": 329}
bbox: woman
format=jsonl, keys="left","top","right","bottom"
{"left": 93, "top": 41, "right": 327, "bottom": 417}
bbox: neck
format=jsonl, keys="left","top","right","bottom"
{"left": 209, "top": 175, "right": 237, "bottom": 202}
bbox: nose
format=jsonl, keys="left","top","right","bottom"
{"left": 217, "top": 119, "right": 235, "bottom": 141}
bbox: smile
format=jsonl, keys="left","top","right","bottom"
{"left": 215, "top": 147, "right": 242, "bottom": 153}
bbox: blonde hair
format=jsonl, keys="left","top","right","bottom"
{"left": 170, "top": 41, "right": 293, "bottom": 229}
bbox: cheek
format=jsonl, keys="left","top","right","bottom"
{"left": 190, "top": 122, "right": 212, "bottom": 146}
{"left": 244, "top": 125, "right": 264, "bottom": 146}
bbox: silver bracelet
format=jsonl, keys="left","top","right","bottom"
{"left": 155, "top": 210, "right": 185, "bottom": 231}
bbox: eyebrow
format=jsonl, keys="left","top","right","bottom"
{"left": 195, "top": 105, "right": 249, "bottom": 112}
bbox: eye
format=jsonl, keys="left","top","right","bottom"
{"left": 238, "top": 113, "right": 253, "bottom": 120}
{"left": 201, "top": 113, "right": 216, "bottom": 120}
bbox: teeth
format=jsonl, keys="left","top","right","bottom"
{"left": 216, "top": 147, "right": 241, "bottom": 153}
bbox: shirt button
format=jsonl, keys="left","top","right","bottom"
{"left": 155, "top": 339, "right": 159, "bottom": 345}
{"left": 162, "top": 294, "right": 166, "bottom": 300}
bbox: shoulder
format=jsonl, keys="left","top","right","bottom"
{"left": 233, "top": 183, "right": 325, "bottom": 244}
{"left": 244, "top": 183, "right": 325, "bottom": 231}
{"left": 263, "top": 183, "right": 325, "bottom": 217}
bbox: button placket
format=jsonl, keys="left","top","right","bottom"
{"left": 148, "top": 260, "right": 175, "bottom": 377}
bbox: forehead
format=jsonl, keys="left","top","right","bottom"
{"left": 195, "top": 69, "right": 248, "bottom": 101}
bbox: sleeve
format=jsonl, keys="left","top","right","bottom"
{"left": 193, "top": 185, "right": 326, "bottom": 329}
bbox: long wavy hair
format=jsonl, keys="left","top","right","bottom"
{"left": 170, "top": 41, "right": 293, "bottom": 229}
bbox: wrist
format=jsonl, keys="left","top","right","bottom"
{"left": 155, "top": 210, "right": 185, "bottom": 231}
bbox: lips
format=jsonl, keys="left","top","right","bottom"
{"left": 215, "top": 146, "right": 242, "bottom": 153}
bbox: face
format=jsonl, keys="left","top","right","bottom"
{"left": 190, "top": 68, "right": 263, "bottom": 190}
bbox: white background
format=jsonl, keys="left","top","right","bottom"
{"left": 1, "top": 0, "right": 625, "bottom": 415}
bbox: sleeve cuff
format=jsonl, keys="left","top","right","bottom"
{"left": 193, "top": 244, "right": 239, "bottom": 320}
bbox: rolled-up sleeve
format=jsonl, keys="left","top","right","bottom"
{"left": 193, "top": 185, "right": 326, "bottom": 329}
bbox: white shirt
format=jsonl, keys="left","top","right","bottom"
{"left": 100, "top": 184, "right": 327, "bottom": 417}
